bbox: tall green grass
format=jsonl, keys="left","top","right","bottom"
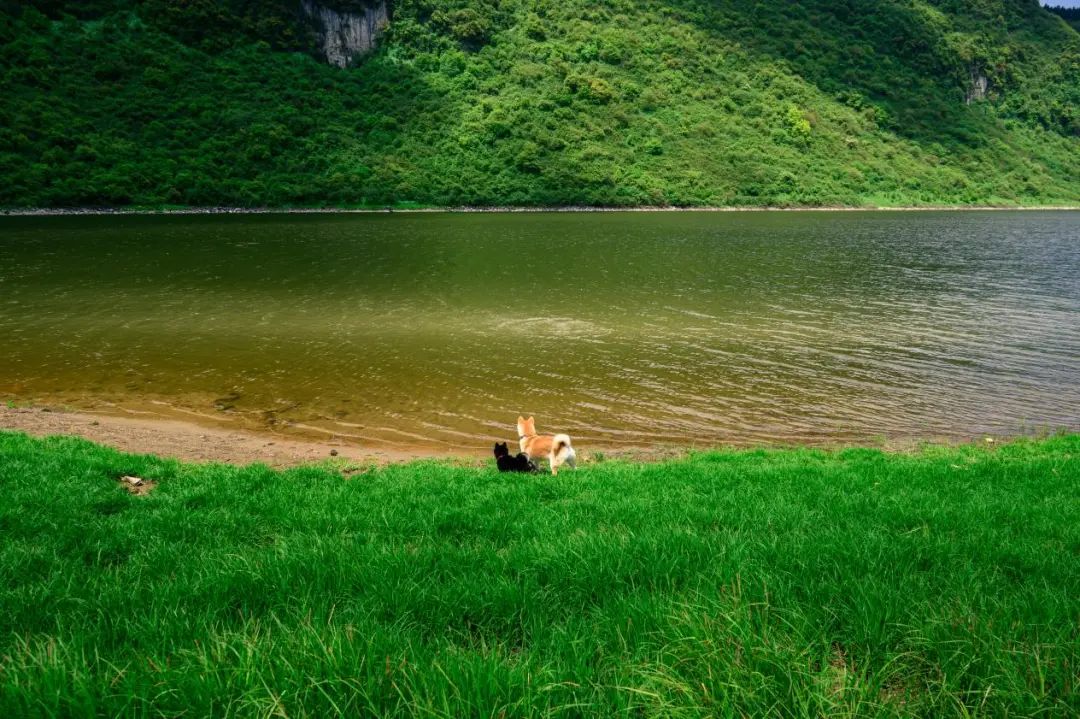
{"left": 1, "top": 431, "right": 1077, "bottom": 717}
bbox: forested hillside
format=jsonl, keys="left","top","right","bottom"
{"left": 1047, "top": 6, "right": 1080, "bottom": 32}
{"left": 1, "top": 0, "right": 1078, "bottom": 208}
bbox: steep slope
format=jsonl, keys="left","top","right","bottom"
{"left": 1, "top": 0, "right": 1077, "bottom": 208}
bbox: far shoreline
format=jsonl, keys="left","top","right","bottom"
{"left": 3, "top": 204, "right": 1080, "bottom": 217}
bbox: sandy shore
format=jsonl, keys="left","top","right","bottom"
{"left": 0, "top": 406, "right": 472, "bottom": 468}
{"left": 2, "top": 404, "right": 1048, "bottom": 469}
{"left": 0, "top": 405, "right": 703, "bottom": 468}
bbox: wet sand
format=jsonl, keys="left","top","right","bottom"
{"left": 0, "top": 405, "right": 471, "bottom": 468}
{"left": 1, "top": 404, "right": 1037, "bottom": 472}
{"left": 0, "top": 405, "right": 696, "bottom": 468}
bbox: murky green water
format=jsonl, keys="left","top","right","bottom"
{"left": 2, "top": 211, "right": 1078, "bottom": 450}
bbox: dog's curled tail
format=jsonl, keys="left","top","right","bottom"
{"left": 552, "top": 434, "right": 576, "bottom": 471}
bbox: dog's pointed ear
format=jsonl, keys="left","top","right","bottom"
{"left": 527, "top": 416, "right": 534, "bottom": 423}
{"left": 517, "top": 415, "right": 524, "bottom": 423}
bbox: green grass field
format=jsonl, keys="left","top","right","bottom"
{"left": 1, "top": 430, "right": 1078, "bottom": 717}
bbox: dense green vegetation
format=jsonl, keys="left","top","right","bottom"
{"left": 1, "top": 1, "right": 1078, "bottom": 208}
{"left": 1, "top": 430, "right": 1078, "bottom": 716}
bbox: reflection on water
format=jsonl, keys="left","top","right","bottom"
{"left": 1, "top": 211, "right": 1078, "bottom": 449}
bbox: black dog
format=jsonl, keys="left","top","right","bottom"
{"left": 493, "top": 442, "right": 538, "bottom": 473}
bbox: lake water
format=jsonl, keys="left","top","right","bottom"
{"left": 1, "top": 211, "right": 1078, "bottom": 451}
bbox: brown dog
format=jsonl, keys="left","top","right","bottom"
{"left": 517, "top": 416, "right": 576, "bottom": 475}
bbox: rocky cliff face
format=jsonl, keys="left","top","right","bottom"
{"left": 301, "top": 1, "right": 389, "bottom": 68}
{"left": 965, "top": 65, "right": 989, "bottom": 104}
